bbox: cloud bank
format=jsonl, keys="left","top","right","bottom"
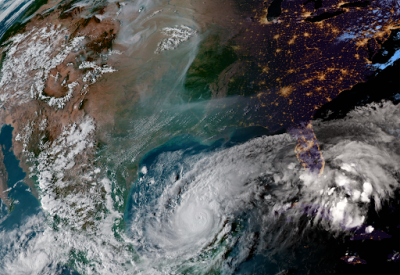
{"left": 128, "top": 100, "right": 400, "bottom": 273}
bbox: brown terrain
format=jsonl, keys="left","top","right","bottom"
{"left": 0, "top": 0, "right": 244, "bottom": 204}
{"left": 0, "top": 1, "right": 122, "bottom": 203}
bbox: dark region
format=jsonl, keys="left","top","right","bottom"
{"left": 314, "top": 29, "right": 400, "bottom": 121}
{"left": 335, "top": 191, "right": 400, "bottom": 274}
{"left": 184, "top": 34, "right": 237, "bottom": 102}
{"left": 58, "top": 0, "right": 85, "bottom": 14}
{"left": 351, "top": 227, "right": 392, "bottom": 241}
{"left": 0, "top": 0, "right": 49, "bottom": 45}
{"left": 340, "top": 1, "right": 370, "bottom": 8}
{"left": 303, "top": 0, "right": 323, "bottom": 10}
{"left": 267, "top": 0, "right": 284, "bottom": 21}
{"left": 305, "top": 9, "right": 346, "bottom": 22}
{"left": 58, "top": 0, "right": 86, "bottom": 19}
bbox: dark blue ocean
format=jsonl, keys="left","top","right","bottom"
{"left": 0, "top": 0, "right": 35, "bottom": 39}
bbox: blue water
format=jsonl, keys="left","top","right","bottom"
{"left": 135, "top": 126, "right": 284, "bottom": 178}
{"left": 0, "top": 124, "right": 40, "bottom": 229}
{"left": 0, "top": 0, "right": 34, "bottom": 39}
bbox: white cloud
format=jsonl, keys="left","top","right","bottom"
{"left": 125, "top": 100, "right": 400, "bottom": 273}
{"left": 155, "top": 25, "right": 197, "bottom": 53}
{"left": 0, "top": 24, "right": 116, "bottom": 109}
{"left": 365, "top": 225, "right": 374, "bottom": 234}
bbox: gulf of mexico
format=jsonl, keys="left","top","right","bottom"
{"left": 0, "top": 124, "right": 40, "bottom": 229}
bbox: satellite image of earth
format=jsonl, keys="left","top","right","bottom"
{"left": 1, "top": 0, "right": 400, "bottom": 274}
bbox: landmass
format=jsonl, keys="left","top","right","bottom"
{"left": 0, "top": 0, "right": 399, "bottom": 238}
{"left": 186, "top": 0, "right": 400, "bottom": 174}
{"left": 341, "top": 255, "right": 367, "bottom": 265}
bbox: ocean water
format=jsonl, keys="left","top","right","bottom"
{"left": 0, "top": 124, "right": 40, "bottom": 229}
{"left": 0, "top": 0, "right": 34, "bottom": 39}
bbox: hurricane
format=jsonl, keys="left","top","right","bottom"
{"left": 122, "top": 101, "right": 400, "bottom": 274}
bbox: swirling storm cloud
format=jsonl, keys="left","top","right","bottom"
{"left": 125, "top": 101, "right": 400, "bottom": 274}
